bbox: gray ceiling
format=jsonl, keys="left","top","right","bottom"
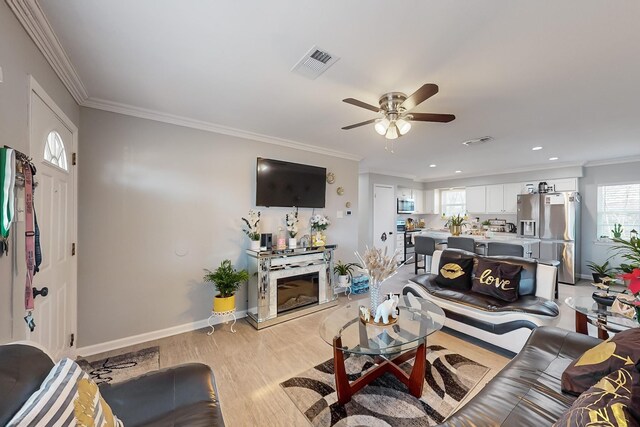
{"left": 39, "top": 0, "right": 640, "bottom": 180}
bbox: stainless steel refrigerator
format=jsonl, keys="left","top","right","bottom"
{"left": 517, "top": 192, "right": 581, "bottom": 284}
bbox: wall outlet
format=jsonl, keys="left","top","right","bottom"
{"left": 346, "top": 210, "right": 352, "bottom": 216}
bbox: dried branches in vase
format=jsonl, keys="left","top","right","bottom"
{"left": 355, "top": 246, "right": 402, "bottom": 314}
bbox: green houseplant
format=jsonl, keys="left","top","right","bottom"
{"left": 612, "top": 223, "right": 623, "bottom": 239}
{"left": 333, "top": 261, "right": 361, "bottom": 287}
{"left": 610, "top": 236, "right": 640, "bottom": 284}
{"left": 586, "top": 260, "right": 614, "bottom": 283}
{"left": 204, "top": 260, "right": 249, "bottom": 312}
{"left": 445, "top": 214, "right": 468, "bottom": 236}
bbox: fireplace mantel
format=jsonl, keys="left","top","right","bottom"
{"left": 246, "top": 246, "right": 338, "bottom": 329}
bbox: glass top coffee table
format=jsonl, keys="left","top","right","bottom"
{"left": 565, "top": 296, "right": 638, "bottom": 340}
{"left": 319, "top": 295, "right": 445, "bottom": 404}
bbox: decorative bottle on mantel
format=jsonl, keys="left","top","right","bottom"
{"left": 277, "top": 227, "right": 287, "bottom": 250}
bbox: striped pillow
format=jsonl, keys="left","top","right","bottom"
{"left": 7, "top": 358, "right": 123, "bottom": 427}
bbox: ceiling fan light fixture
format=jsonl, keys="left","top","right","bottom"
{"left": 396, "top": 118, "right": 411, "bottom": 135}
{"left": 385, "top": 124, "right": 399, "bottom": 140}
{"left": 374, "top": 118, "right": 390, "bottom": 135}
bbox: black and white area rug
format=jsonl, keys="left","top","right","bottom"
{"left": 281, "top": 345, "right": 489, "bottom": 426}
{"left": 77, "top": 346, "right": 160, "bottom": 385}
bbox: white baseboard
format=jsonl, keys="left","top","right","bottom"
{"left": 76, "top": 310, "right": 248, "bottom": 357}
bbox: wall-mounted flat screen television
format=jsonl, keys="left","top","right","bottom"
{"left": 256, "top": 158, "right": 326, "bottom": 208}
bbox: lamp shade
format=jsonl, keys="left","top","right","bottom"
{"left": 396, "top": 118, "right": 411, "bottom": 135}
{"left": 374, "top": 118, "right": 390, "bottom": 135}
{"left": 385, "top": 124, "right": 399, "bottom": 139}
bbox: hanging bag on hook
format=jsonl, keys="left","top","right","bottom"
{"left": 24, "top": 161, "right": 35, "bottom": 310}
{"left": 0, "top": 148, "right": 16, "bottom": 255}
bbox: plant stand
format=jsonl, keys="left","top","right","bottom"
{"left": 207, "top": 309, "right": 237, "bottom": 335}
{"left": 336, "top": 284, "right": 352, "bottom": 300}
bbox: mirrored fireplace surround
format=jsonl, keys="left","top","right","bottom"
{"left": 246, "top": 245, "right": 337, "bottom": 329}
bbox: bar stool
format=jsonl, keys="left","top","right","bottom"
{"left": 447, "top": 237, "right": 476, "bottom": 253}
{"left": 487, "top": 242, "right": 524, "bottom": 257}
{"left": 414, "top": 236, "right": 436, "bottom": 275}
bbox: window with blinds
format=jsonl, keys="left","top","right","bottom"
{"left": 597, "top": 183, "right": 640, "bottom": 239}
{"left": 441, "top": 189, "right": 466, "bottom": 217}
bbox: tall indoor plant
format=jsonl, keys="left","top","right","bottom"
{"left": 204, "top": 260, "right": 249, "bottom": 313}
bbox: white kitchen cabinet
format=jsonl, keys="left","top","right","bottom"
{"left": 547, "top": 178, "right": 578, "bottom": 192}
{"left": 413, "top": 189, "right": 424, "bottom": 213}
{"left": 465, "top": 186, "right": 486, "bottom": 213}
{"left": 503, "top": 183, "right": 523, "bottom": 214}
{"left": 485, "top": 184, "right": 504, "bottom": 214}
{"left": 424, "top": 189, "right": 435, "bottom": 214}
{"left": 397, "top": 187, "right": 411, "bottom": 198}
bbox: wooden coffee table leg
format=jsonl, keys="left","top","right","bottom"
{"left": 407, "top": 339, "right": 426, "bottom": 397}
{"left": 575, "top": 311, "right": 588, "bottom": 335}
{"left": 333, "top": 336, "right": 353, "bottom": 405}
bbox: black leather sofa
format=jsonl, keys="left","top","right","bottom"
{"left": 0, "top": 343, "right": 224, "bottom": 426}
{"left": 438, "top": 326, "right": 601, "bottom": 426}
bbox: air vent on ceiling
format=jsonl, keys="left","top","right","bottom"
{"left": 462, "top": 136, "right": 494, "bottom": 147}
{"left": 291, "top": 45, "right": 340, "bottom": 80}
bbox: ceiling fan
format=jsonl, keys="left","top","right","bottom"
{"left": 341, "top": 83, "right": 455, "bottom": 140}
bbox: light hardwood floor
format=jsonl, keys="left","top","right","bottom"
{"left": 84, "top": 265, "right": 594, "bottom": 427}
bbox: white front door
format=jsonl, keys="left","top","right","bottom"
{"left": 28, "top": 78, "right": 77, "bottom": 359}
{"left": 372, "top": 185, "right": 396, "bottom": 255}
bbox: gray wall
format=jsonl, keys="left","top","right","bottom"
{"left": 580, "top": 160, "right": 640, "bottom": 275}
{"left": 78, "top": 107, "right": 359, "bottom": 347}
{"left": 0, "top": 2, "right": 79, "bottom": 343}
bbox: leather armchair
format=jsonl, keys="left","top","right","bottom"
{"left": 0, "top": 343, "right": 224, "bottom": 426}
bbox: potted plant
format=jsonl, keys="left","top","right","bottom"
{"left": 445, "top": 214, "right": 468, "bottom": 236}
{"left": 203, "top": 260, "right": 249, "bottom": 313}
{"left": 286, "top": 208, "right": 299, "bottom": 248}
{"left": 242, "top": 210, "right": 261, "bottom": 250}
{"left": 333, "top": 260, "right": 361, "bottom": 287}
{"left": 610, "top": 236, "right": 640, "bottom": 285}
{"left": 586, "top": 260, "right": 614, "bottom": 283}
{"left": 612, "top": 223, "right": 623, "bottom": 239}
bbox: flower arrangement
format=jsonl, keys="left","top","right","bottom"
{"left": 310, "top": 214, "right": 330, "bottom": 232}
{"left": 355, "top": 246, "right": 402, "bottom": 313}
{"left": 241, "top": 209, "right": 261, "bottom": 241}
{"left": 445, "top": 214, "right": 468, "bottom": 228}
{"left": 285, "top": 208, "right": 299, "bottom": 238}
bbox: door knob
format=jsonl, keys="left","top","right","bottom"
{"left": 33, "top": 287, "right": 48, "bottom": 299}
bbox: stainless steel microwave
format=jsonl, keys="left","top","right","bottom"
{"left": 397, "top": 198, "right": 415, "bottom": 214}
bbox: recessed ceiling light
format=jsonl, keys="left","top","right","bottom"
{"left": 455, "top": 170, "right": 462, "bottom": 174}
{"left": 429, "top": 164, "right": 436, "bottom": 168}
{"left": 532, "top": 146, "right": 543, "bottom": 151}
{"left": 549, "top": 157, "right": 559, "bottom": 161}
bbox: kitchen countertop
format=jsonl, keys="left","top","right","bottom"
{"left": 419, "top": 229, "right": 540, "bottom": 245}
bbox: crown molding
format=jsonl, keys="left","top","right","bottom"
{"left": 84, "top": 97, "right": 363, "bottom": 161}
{"left": 7, "top": 0, "right": 88, "bottom": 104}
{"left": 358, "top": 168, "right": 419, "bottom": 181}
{"left": 583, "top": 155, "right": 640, "bottom": 168}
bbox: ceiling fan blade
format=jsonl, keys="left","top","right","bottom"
{"left": 342, "top": 98, "right": 381, "bottom": 113}
{"left": 408, "top": 113, "right": 456, "bottom": 123}
{"left": 341, "top": 118, "right": 378, "bottom": 130}
{"left": 400, "top": 84, "right": 439, "bottom": 111}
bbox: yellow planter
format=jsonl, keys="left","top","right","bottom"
{"left": 450, "top": 225, "right": 462, "bottom": 236}
{"left": 213, "top": 294, "right": 235, "bottom": 312}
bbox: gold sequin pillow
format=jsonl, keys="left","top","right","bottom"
{"left": 562, "top": 328, "right": 640, "bottom": 396}
{"left": 7, "top": 358, "right": 123, "bottom": 426}
{"left": 554, "top": 366, "right": 640, "bottom": 427}
{"left": 434, "top": 254, "right": 474, "bottom": 290}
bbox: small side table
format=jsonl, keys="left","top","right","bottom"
{"left": 207, "top": 309, "right": 237, "bottom": 335}
{"left": 335, "top": 284, "right": 352, "bottom": 300}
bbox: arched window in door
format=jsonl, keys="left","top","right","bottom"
{"left": 44, "top": 130, "right": 68, "bottom": 171}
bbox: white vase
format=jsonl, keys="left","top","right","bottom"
{"left": 289, "top": 238, "right": 297, "bottom": 248}
{"left": 337, "top": 275, "right": 350, "bottom": 287}
{"left": 250, "top": 240, "right": 261, "bottom": 251}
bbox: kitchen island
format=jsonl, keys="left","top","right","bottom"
{"left": 418, "top": 229, "right": 540, "bottom": 258}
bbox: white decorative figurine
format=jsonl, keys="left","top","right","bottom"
{"left": 374, "top": 294, "right": 399, "bottom": 324}
{"left": 359, "top": 306, "right": 370, "bottom": 322}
